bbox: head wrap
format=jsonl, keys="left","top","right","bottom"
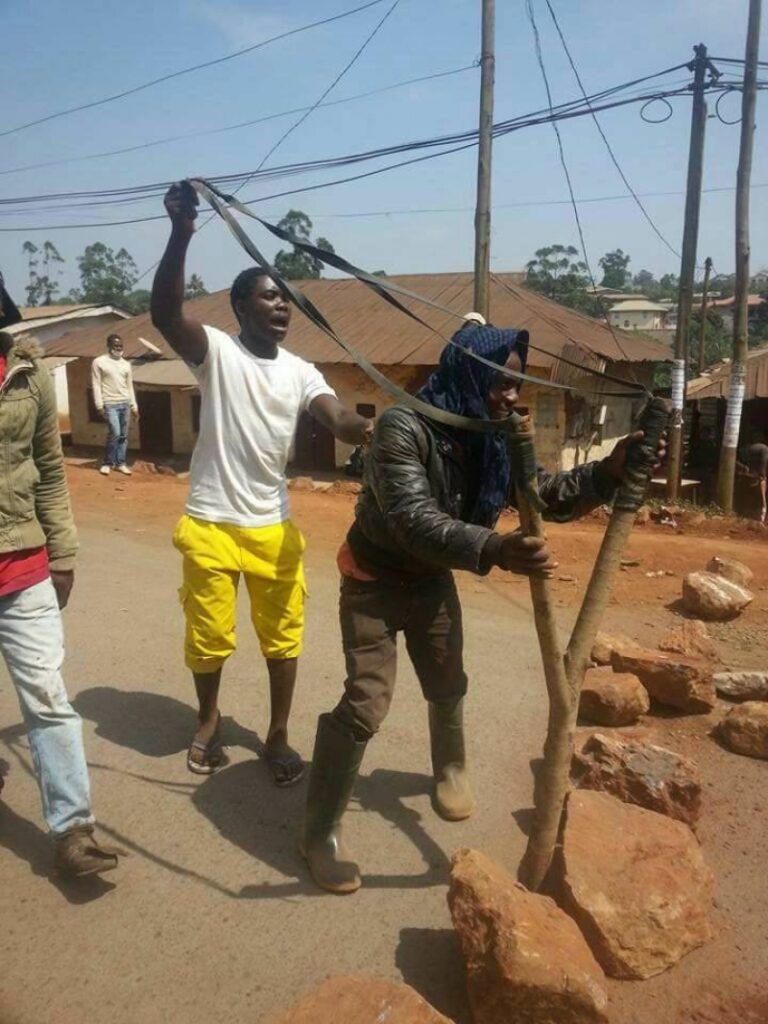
{"left": 417, "top": 322, "right": 528, "bottom": 528}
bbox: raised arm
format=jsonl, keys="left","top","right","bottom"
{"left": 150, "top": 182, "right": 208, "bottom": 365}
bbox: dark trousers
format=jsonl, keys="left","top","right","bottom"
{"left": 333, "top": 573, "right": 467, "bottom": 737}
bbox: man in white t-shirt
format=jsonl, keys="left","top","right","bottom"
{"left": 150, "top": 181, "right": 372, "bottom": 786}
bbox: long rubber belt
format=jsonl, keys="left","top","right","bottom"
{"left": 191, "top": 178, "right": 646, "bottom": 400}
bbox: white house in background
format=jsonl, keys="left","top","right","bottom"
{"left": 608, "top": 299, "right": 670, "bottom": 332}
{"left": 5, "top": 303, "right": 131, "bottom": 431}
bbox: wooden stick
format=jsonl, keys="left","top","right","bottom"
{"left": 516, "top": 399, "right": 670, "bottom": 891}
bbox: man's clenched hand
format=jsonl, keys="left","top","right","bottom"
{"left": 495, "top": 530, "right": 558, "bottom": 578}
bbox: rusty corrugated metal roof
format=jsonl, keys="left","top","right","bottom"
{"left": 130, "top": 359, "right": 197, "bottom": 387}
{"left": 687, "top": 345, "right": 768, "bottom": 401}
{"left": 44, "top": 272, "right": 671, "bottom": 369}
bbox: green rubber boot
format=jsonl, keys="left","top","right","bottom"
{"left": 428, "top": 698, "right": 475, "bottom": 822}
{"left": 301, "top": 713, "right": 368, "bottom": 894}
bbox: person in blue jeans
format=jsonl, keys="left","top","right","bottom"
{"left": 0, "top": 291, "right": 119, "bottom": 877}
{"left": 91, "top": 334, "right": 138, "bottom": 475}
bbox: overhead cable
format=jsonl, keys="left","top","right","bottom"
{"left": 0, "top": 0, "right": 388, "bottom": 139}
{"left": 0, "top": 65, "right": 476, "bottom": 179}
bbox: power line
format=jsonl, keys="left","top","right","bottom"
{"left": 0, "top": 0, "right": 387, "bottom": 140}
{"left": 542, "top": 0, "right": 681, "bottom": 259}
{"left": 0, "top": 65, "right": 476, "bottom": 179}
{"left": 0, "top": 65, "right": 710, "bottom": 210}
{"left": 524, "top": 0, "right": 637, "bottom": 375}
{"left": 133, "top": 0, "right": 402, "bottom": 284}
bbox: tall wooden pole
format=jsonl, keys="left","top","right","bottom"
{"left": 473, "top": 0, "right": 495, "bottom": 319}
{"left": 716, "top": 0, "right": 762, "bottom": 512}
{"left": 697, "top": 257, "right": 713, "bottom": 375}
{"left": 666, "top": 45, "right": 710, "bottom": 500}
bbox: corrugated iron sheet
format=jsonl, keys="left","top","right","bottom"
{"left": 687, "top": 345, "right": 768, "bottom": 400}
{"left": 44, "top": 272, "right": 671, "bottom": 370}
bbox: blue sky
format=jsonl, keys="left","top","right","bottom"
{"left": 1, "top": 0, "right": 766, "bottom": 302}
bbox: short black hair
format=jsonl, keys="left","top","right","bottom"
{"left": 106, "top": 333, "right": 122, "bottom": 348}
{"left": 229, "top": 268, "right": 273, "bottom": 322}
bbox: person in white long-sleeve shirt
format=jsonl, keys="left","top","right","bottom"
{"left": 91, "top": 334, "right": 138, "bottom": 476}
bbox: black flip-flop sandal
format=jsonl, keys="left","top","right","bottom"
{"left": 264, "top": 749, "right": 306, "bottom": 788}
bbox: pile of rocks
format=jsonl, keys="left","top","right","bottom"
{"left": 265, "top": 556, "right": 763, "bottom": 1024}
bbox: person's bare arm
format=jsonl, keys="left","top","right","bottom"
{"left": 309, "top": 394, "right": 373, "bottom": 445}
{"left": 150, "top": 182, "right": 208, "bottom": 365}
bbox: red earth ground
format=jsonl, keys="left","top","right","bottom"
{"left": 1, "top": 464, "right": 766, "bottom": 1024}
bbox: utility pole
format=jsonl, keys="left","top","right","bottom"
{"left": 666, "top": 45, "right": 711, "bottom": 500}
{"left": 473, "top": 0, "right": 495, "bottom": 319}
{"left": 716, "top": 0, "right": 762, "bottom": 512}
{"left": 697, "top": 256, "right": 713, "bottom": 375}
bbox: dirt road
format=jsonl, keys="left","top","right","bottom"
{"left": 1, "top": 469, "right": 766, "bottom": 1024}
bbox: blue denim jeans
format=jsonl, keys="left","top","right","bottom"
{"left": 0, "top": 579, "right": 94, "bottom": 834}
{"left": 103, "top": 402, "right": 130, "bottom": 468}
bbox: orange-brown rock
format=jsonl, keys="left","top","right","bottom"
{"left": 718, "top": 702, "right": 768, "bottom": 760}
{"left": 590, "top": 632, "right": 642, "bottom": 667}
{"left": 571, "top": 732, "right": 702, "bottom": 827}
{"left": 579, "top": 667, "right": 650, "bottom": 726}
{"left": 658, "top": 619, "right": 719, "bottom": 661}
{"left": 449, "top": 849, "right": 608, "bottom": 1024}
{"left": 611, "top": 648, "right": 716, "bottom": 714}
{"left": 265, "top": 976, "right": 453, "bottom": 1024}
{"left": 560, "top": 791, "right": 714, "bottom": 980}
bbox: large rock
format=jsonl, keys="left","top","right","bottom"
{"left": 705, "top": 555, "right": 754, "bottom": 588}
{"left": 571, "top": 732, "right": 702, "bottom": 827}
{"left": 714, "top": 671, "right": 768, "bottom": 703}
{"left": 561, "top": 791, "right": 714, "bottom": 980}
{"left": 590, "top": 632, "right": 642, "bottom": 667}
{"left": 611, "top": 649, "right": 716, "bottom": 714}
{"left": 718, "top": 702, "right": 768, "bottom": 760}
{"left": 449, "top": 849, "right": 608, "bottom": 1024}
{"left": 579, "top": 667, "right": 650, "bottom": 726}
{"left": 682, "top": 571, "right": 754, "bottom": 621}
{"left": 658, "top": 620, "right": 719, "bottom": 661}
{"left": 265, "top": 976, "right": 452, "bottom": 1024}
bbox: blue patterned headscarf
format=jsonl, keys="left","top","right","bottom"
{"left": 417, "top": 322, "right": 528, "bottom": 528}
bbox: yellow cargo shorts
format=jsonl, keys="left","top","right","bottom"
{"left": 172, "top": 515, "right": 307, "bottom": 673}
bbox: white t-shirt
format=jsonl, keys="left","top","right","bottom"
{"left": 185, "top": 325, "right": 335, "bottom": 527}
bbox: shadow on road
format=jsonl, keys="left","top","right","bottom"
{"left": 74, "top": 687, "right": 263, "bottom": 758}
{"left": 197, "top": 764, "right": 452, "bottom": 900}
{"left": 396, "top": 927, "right": 471, "bottom": 1024}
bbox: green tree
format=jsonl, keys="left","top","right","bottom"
{"left": 185, "top": 273, "right": 208, "bottom": 299}
{"left": 525, "top": 244, "right": 594, "bottom": 311}
{"left": 632, "top": 269, "right": 656, "bottom": 292}
{"left": 124, "top": 289, "right": 151, "bottom": 315}
{"left": 749, "top": 295, "right": 768, "bottom": 347}
{"left": 599, "top": 248, "right": 630, "bottom": 290}
{"left": 273, "top": 210, "right": 335, "bottom": 280}
{"left": 71, "top": 242, "right": 138, "bottom": 305}
{"left": 22, "top": 239, "right": 65, "bottom": 306}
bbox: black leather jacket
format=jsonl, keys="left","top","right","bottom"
{"left": 348, "top": 405, "right": 618, "bottom": 581}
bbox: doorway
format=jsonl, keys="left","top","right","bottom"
{"left": 292, "top": 411, "right": 336, "bottom": 470}
{"left": 137, "top": 390, "right": 173, "bottom": 455}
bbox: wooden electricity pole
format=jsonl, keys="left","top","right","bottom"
{"left": 473, "top": 0, "right": 495, "bottom": 319}
{"left": 697, "top": 256, "right": 713, "bottom": 375}
{"left": 666, "top": 45, "right": 710, "bottom": 500}
{"left": 716, "top": 0, "right": 762, "bottom": 512}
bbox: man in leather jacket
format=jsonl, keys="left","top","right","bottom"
{"left": 301, "top": 319, "right": 648, "bottom": 894}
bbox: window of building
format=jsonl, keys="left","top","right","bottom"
{"left": 191, "top": 394, "right": 201, "bottom": 433}
{"left": 356, "top": 403, "right": 376, "bottom": 419}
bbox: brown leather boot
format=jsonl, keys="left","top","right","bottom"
{"left": 54, "top": 825, "right": 119, "bottom": 878}
{"left": 429, "top": 698, "right": 475, "bottom": 821}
